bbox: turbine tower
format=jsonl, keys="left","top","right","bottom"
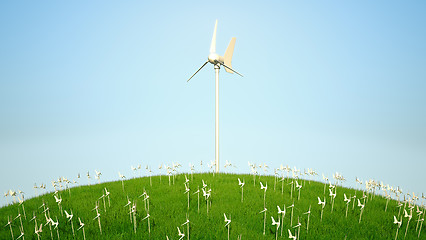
{"left": 187, "top": 20, "right": 243, "bottom": 173}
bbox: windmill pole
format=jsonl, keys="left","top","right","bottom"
{"left": 215, "top": 63, "right": 220, "bottom": 173}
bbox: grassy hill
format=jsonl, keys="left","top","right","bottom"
{"left": 1, "top": 173, "right": 424, "bottom": 239}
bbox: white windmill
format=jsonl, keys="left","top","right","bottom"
{"left": 303, "top": 205, "right": 311, "bottom": 232}
{"left": 193, "top": 187, "right": 200, "bottom": 213}
{"left": 357, "top": 198, "right": 365, "bottom": 223}
{"left": 343, "top": 193, "right": 351, "bottom": 218}
{"left": 318, "top": 196, "right": 326, "bottom": 221}
{"left": 77, "top": 217, "right": 86, "bottom": 240}
{"left": 277, "top": 205, "right": 286, "bottom": 237}
{"left": 5, "top": 216, "right": 14, "bottom": 239}
{"left": 16, "top": 225, "right": 24, "bottom": 240}
{"left": 260, "top": 181, "right": 268, "bottom": 208}
{"left": 287, "top": 202, "right": 295, "bottom": 227}
{"left": 104, "top": 187, "right": 111, "bottom": 208}
{"left": 295, "top": 180, "right": 303, "bottom": 200}
{"left": 92, "top": 202, "right": 102, "bottom": 234}
{"left": 403, "top": 208, "right": 413, "bottom": 238}
{"left": 187, "top": 20, "right": 242, "bottom": 173}
{"left": 293, "top": 217, "right": 302, "bottom": 240}
{"left": 271, "top": 216, "right": 280, "bottom": 240}
{"left": 64, "top": 210, "right": 75, "bottom": 236}
{"left": 224, "top": 213, "right": 231, "bottom": 240}
{"left": 329, "top": 188, "right": 336, "bottom": 213}
{"left": 238, "top": 178, "right": 245, "bottom": 202}
{"left": 51, "top": 216, "right": 60, "bottom": 240}
{"left": 14, "top": 210, "right": 24, "bottom": 234}
{"left": 288, "top": 229, "right": 297, "bottom": 240}
{"left": 177, "top": 226, "right": 185, "bottom": 240}
{"left": 181, "top": 214, "right": 190, "bottom": 240}
{"left": 34, "top": 223, "right": 43, "bottom": 240}
{"left": 184, "top": 183, "right": 190, "bottom": 211}
{"left": 393, "top": 215, "right": 402, "bottom": 240}
{"left": 259, "top": 207, "right": 268, "bottom": 235}
{"left": 118, "top": 172, "right": 126, "bottom": 192}
{"left": 142, "top": 213, "right": 151, "bottom": 235}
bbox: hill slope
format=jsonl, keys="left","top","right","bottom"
{"left": 1, "top": 173, "right": 424, "bottom": 239}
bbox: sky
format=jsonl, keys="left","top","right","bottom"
{"left": 0, "top": 1, "right": 425, "bottom": 206}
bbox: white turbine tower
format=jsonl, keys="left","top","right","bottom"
{"left": 187, "top": 20, "right": 243, "bottom": 173}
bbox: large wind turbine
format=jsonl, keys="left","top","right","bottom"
{"left": 187, "top": 20, "right": 242, "bottom": 173}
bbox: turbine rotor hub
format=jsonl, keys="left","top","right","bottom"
{"left": 208, "top": 53, "right": 223, "bottom": 64}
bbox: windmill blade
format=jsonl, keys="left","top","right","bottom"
{"left": 187, "top": 61, "right": 209, "bottom": 82}
{"left": 210, "top": 20, "right": 218, "bottom": 53}
{"left": 224, "top": 37, "right": 236, "bottom": 71}
{"left": 221, "top": 63, "right": 243, "bottom": 77}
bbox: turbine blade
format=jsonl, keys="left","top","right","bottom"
{"left": 221, "top": 63, "right": 243, "bottom": 77}
{"left": 187, "top": 61, "right": 209, "bottom": 82}
{"left": 210, "top": 20, "right": 218, "bottom": 53}
{"left": 224, "top": 37, "right": 236, "bottom": 71}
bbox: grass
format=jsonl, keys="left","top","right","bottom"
{"left": 0, "top": 173, "right": 424, "bottom": 239}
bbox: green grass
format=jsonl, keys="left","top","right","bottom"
{"left": 1, "top": 173, "right": 424, "bottom": 239}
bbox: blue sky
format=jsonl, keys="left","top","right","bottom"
{"left": 1, "top": 1, "right": 425, "bottom": 206}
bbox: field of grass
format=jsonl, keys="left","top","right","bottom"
{"left": 1, "top": 173, "right": 424, "bottom": 239}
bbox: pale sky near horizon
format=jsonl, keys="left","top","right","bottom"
{"left": 1, "top": 1, "right": 425, "bottom": 206}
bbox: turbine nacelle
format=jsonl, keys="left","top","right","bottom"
{"left": 208, "top": 53, "right": 223, "bottom": 65}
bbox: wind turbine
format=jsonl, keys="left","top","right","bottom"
{"left": 418, "top": 212, "right": 424, "bottom": 238}
{"left": 295, "top": 180, "right": 302, "bottom": 200}
{"left": 238, "top": 178, "right": 245, "bottom": 202}
{"left": 202, "top": 188, "right": 211, "bottom": 215}
{"left": 181, "top": 214, "right": 190, "bottom": 240}
{"left": 318, "top": 196, "right": 326, "bottom": 221}
{"left": 271, "top": 216, "right": 280, "bottom": 240}
{"left": 17, "top": 195, "right": 26, "bottom": 220}
{"left": 187, "top": 20, "right": 243, "bottom": 173}
{"left": 193, "top": 187, "right": 200, "bottom": 213}
{"left": 343, "top": 193, "right": 351, "bottom": 218}
{"left": 104, "top": 187, "right": 111, "bottom": 208}
{"left": 177, "top": 226, "right": 185, "bottom": 240}
{"left": 329, "top": 187, "right": 336, "bottom": 213}
{"left": 54, "top": 194, "right": 63, "bottom": 215}
{"left": 14, "top": 210, "right": 24, "bottom": 235}
{"left": 142, "top": 213, "right": 151, "bottom": 235}
{"left": 293, "top": 217, "right": 301, "bottom": 240}
{"left": 99, "top": 193, "right": 106, "bottom": 212}
{"left": 126, "top": 202, "right": 136, "bottom": 234}
{"left": 224, "top": 213, "right": 231, "bottom": 240}
{"left": 16, "top": 225, "right": 24, "bottom": 240}
{"left": 189, "top": 163, "right": 195, "bottom": 181}
{"left": 92, "top": 202, "right": 102, "bottom": 234}
{"left": 118, "top": 172, "right": 126, "bottom": 192}
{"left": 288, "top": 229, "right": 297, "bottom": 240}
{"left": 77, "top": 217, "right": 86, "bottom": 240}
{"left": 415, "top": 205, "right": 423, "bottom": 231}
{"left": 357, "top": 198, "right": 365, "bottom": 223}
{"left": 34, "top": 223, "right": 43, "bottom": 240}
{"left": 184, "top": 183, "right": 190, "bottom": 211}
{"left": 65, "top": 210, "right": 75, "bottom": 236}
{"left": 260, "top": 181, "right": 268, "bottom": 208}
{"left": 303, "top": 205, "right": 311, "bottom": 232}
{"left": 277, "top": 205, "right": 286, "bottom": 237}
{"left": 259, "top": 207, "right": 267, "bottom": 235}
{"left": 51, "top": 216, "right": 60, "bottom": 240}
{"left": 5, "top": 216, "right": 14, "bottom": 239}
{"left": 403, "top": 208, "right": 413, "bottom": 238}
{"left": 393, "top": 215, "right": 402, "bottom": 240}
